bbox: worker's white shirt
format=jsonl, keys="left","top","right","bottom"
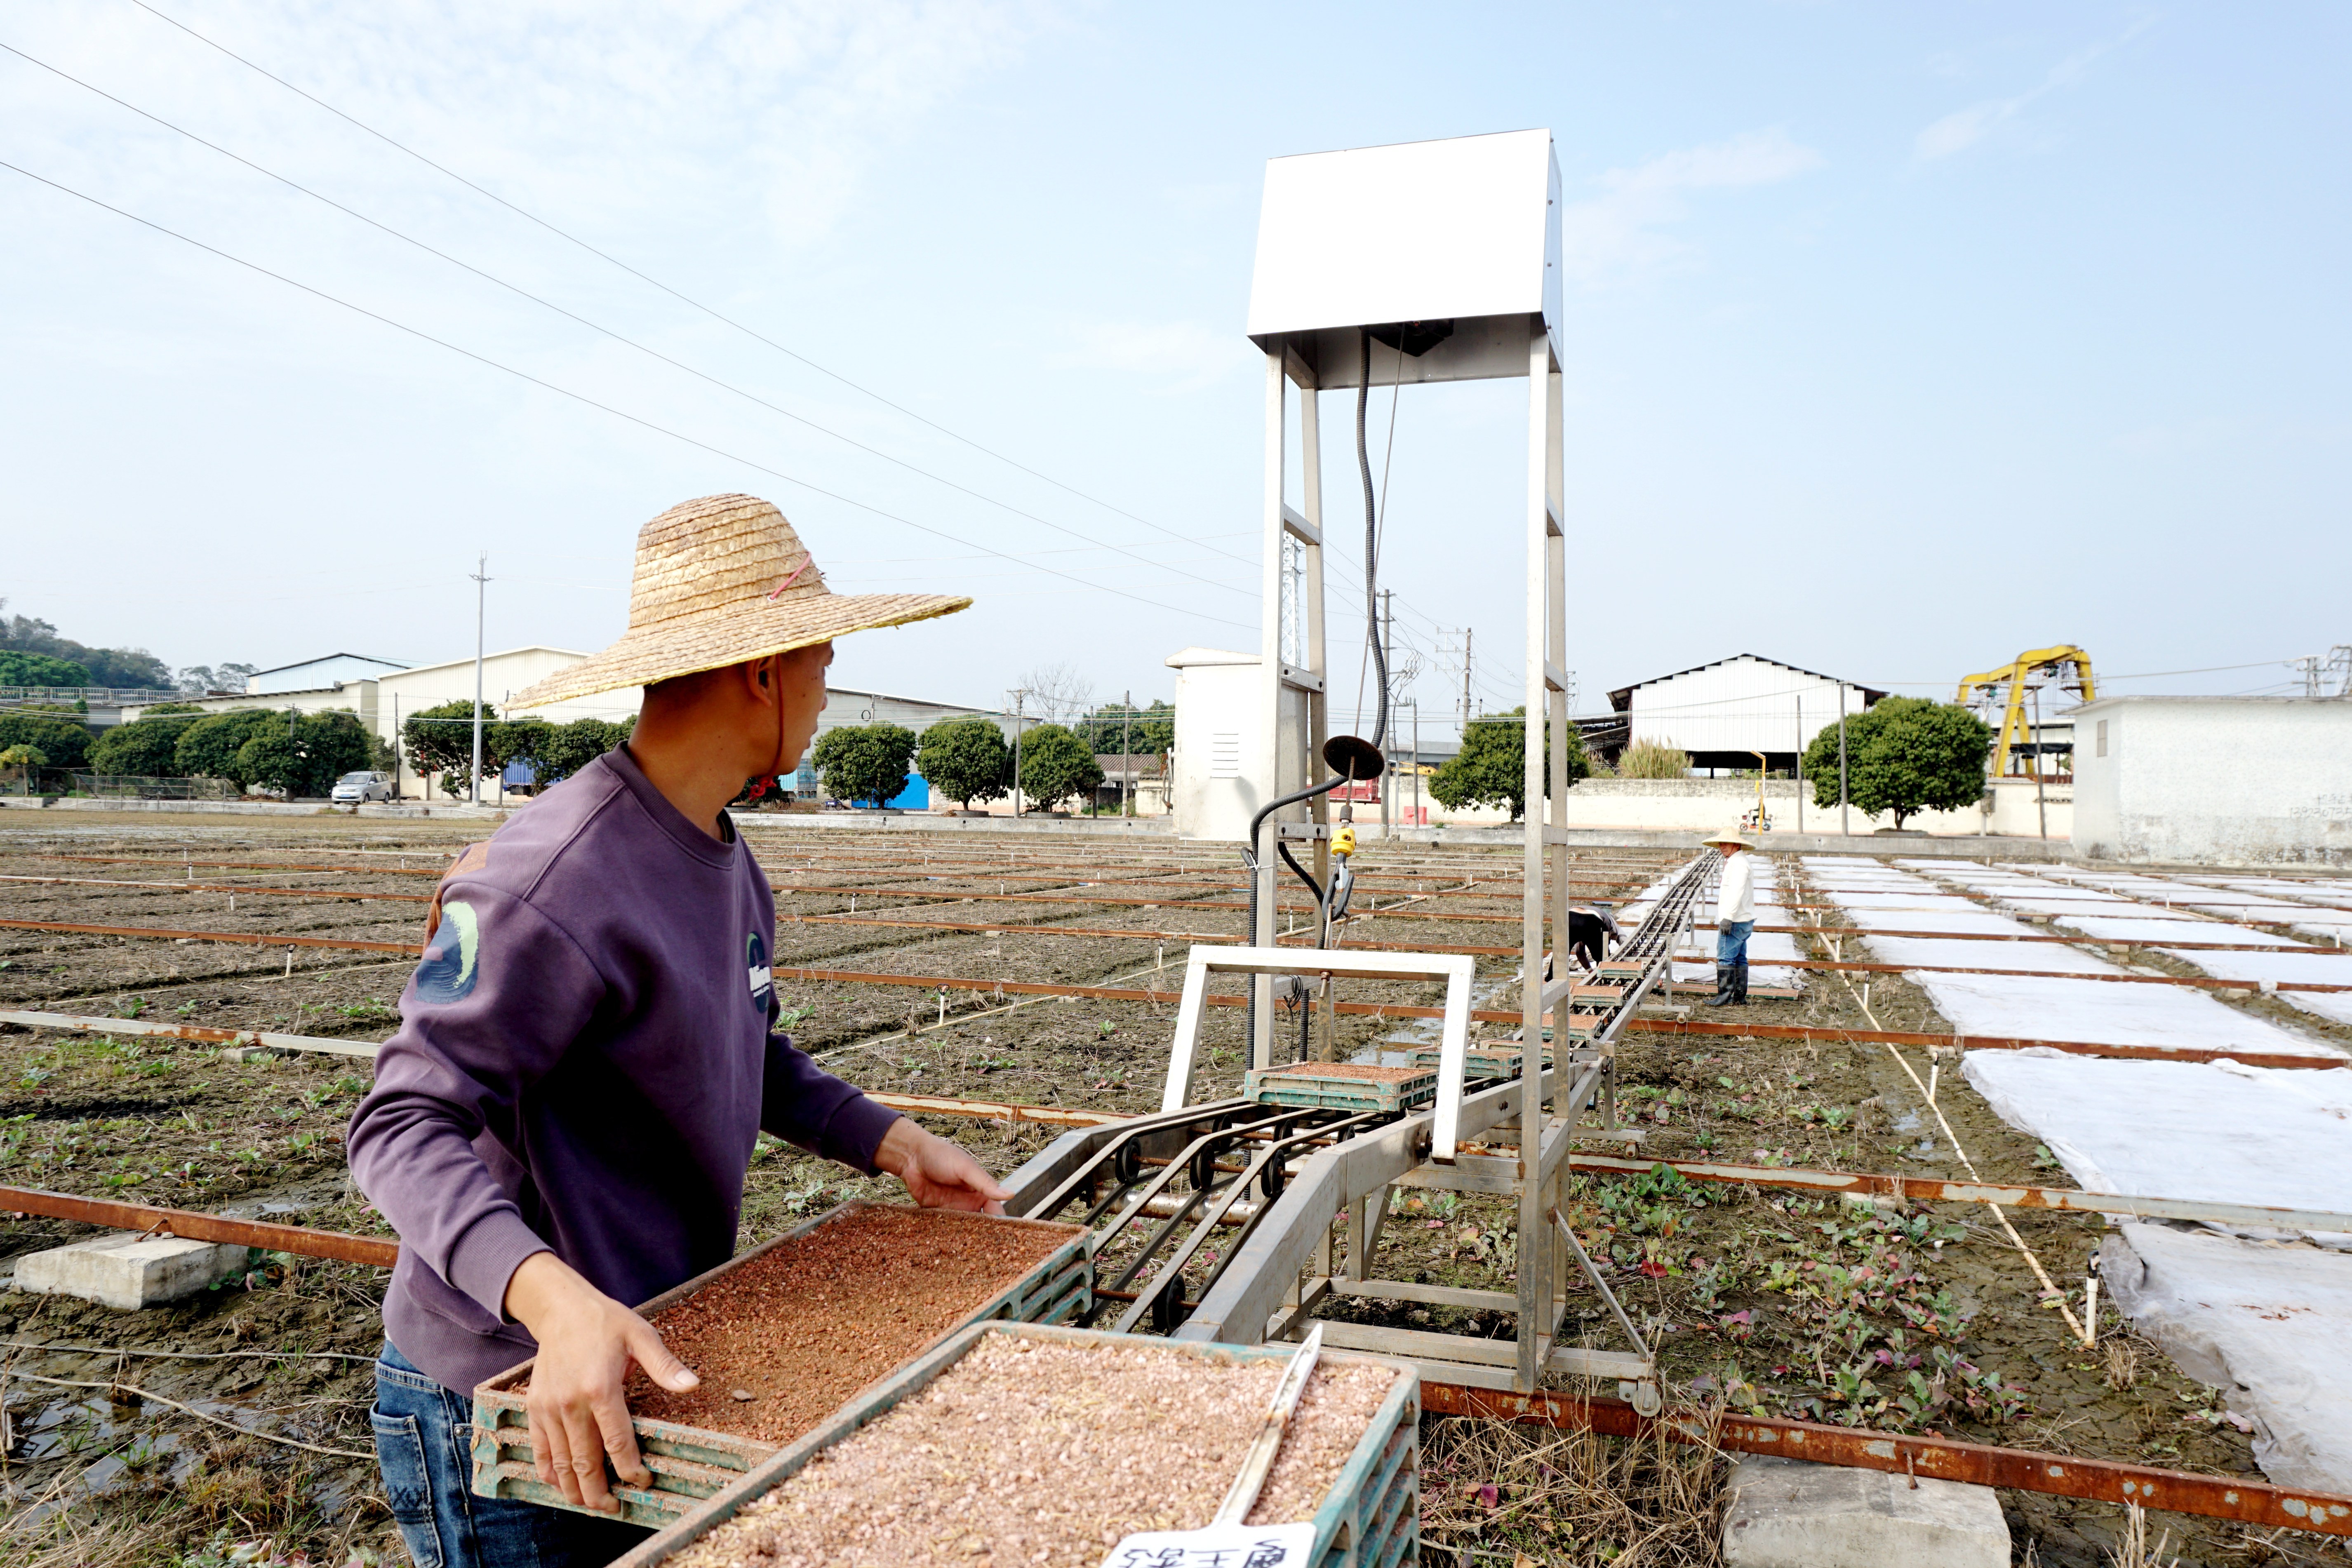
{"left": 1716, "top": 853, "right": 1757, "bottom": 924}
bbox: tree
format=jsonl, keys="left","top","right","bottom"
{"left": 0, "top": 600, "right": 172, "bottom": 689}
{"left": 1426, "top": 708, "right": 1588, "bottom": 820}
{"left": 89, "top": 712, "right": 204, "bottom": 776}
{"left": 915, "top": 717, "right": 1009, "bottom": 810}
{"left": 402, "top": 700, "right": 499, "bottom": 796}
{"left": 0, "top": 745, "right": 47, "bottom": 788}
{"left": 1016, "top": 661, "right": 1095, "bottom": 724}
{"left": 1074, "top": 699, "right": 1174, "bottom": 759}
{"left": 1803, "top": 696, "right": 1992, "bottom": 830}
{"left": 813, "top": 722, "right": 919, "bottom": 807}
{"left": 176, "top": 664, "right": 259, "bottom": 696}
{"left": 1016, "top": 723, "right": 1103, "bottom": 813}
{"left": 0, "top": 712, "right": 92, "bottom": 770}
{"left": 522, "top": 717, "right": 634, "bottom": 784}
{"left": 173, "top": 709, "right": 276, "bottom": 785}
{"left": 0, "top": 651, "right": 90, "bottom": 688}
{"left": 235, "top": 710, "right": 373, "bottom": 798}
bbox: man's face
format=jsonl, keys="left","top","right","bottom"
{"left": 774, "top": 642, "right": 833, "bottom": 770}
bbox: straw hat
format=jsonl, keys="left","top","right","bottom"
{"left": 510, "top": 494, "right": 970, "bottom": 707}
{"left": 1702, "top": 829, "right": 1756, "bottom": 850}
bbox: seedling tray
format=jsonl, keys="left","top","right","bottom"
{"left": 470, "top": 1201, "right": 1091, "bottom": 1529}
{"left": 614, "top": 1321, "right": 1422, "bottom": 1568}
{"left": 1246, "top": 1062, "right": 1437, "bottom": 1114}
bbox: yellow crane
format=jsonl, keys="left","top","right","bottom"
{"left": 1956, "top": 646, "right": 2096, "bottom": 777}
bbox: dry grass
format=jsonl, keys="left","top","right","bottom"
{"left": 1615, "top": 740, "right": 1691, "bottom": 781}
{"left": 1419, "top": 1415, "right": 1725, "bottom": 1567}
{"left": 2109, "top": 1503, "right": 2181, "bottom": 1568}
{"left": 2103, "top": 1339, "right": 2144, "bottom": 1392}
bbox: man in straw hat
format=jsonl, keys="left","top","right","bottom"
{"left": 1700, "top": 828, "right": 1757, "bottom": 1006}
{"left": 349, "top": 495, "right": 1007, "bottom": 1564}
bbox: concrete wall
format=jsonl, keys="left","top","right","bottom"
{"left": 2073, "top": 696, "right": 2352, "bottom": 865}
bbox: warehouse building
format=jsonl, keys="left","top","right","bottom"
{"left": 1602, "top": 654, "right": 1883, "bottom": 773}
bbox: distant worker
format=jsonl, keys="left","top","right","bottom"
{"left": 347, "top": 495, "right": 1006, "bottom": 1567}
{"left": 1703, "top": 829, "right": 1756, "bottom": 1006}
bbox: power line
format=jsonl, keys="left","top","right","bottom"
{"left": 127, "top": 0, "right": 1265, "bottom": 577}
{"left": 0, "top": 157, "right": 1256, "bottom": 633}
{"left": 0, "top": 39, "right": 1255, "bottom": 607}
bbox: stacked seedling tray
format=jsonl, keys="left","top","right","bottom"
{"left": 1405, "top": 1041, "right": 1546, "bottom": 1080}
{"left": 617, "top": 1321, "right": 1421, "bottom": 1568}
{"left": 1244, "top": 1061, "right": 1437, "bottom": 1114}
{"left": 471, "top": 1201, "right": 1090, "bottom": 1528}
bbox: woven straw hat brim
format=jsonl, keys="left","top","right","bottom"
{"left": 510, "top": 590, "right": 968, "bottom": 708}
{"left": 1703, "top": 830, "right": 1757, "bottom": 849}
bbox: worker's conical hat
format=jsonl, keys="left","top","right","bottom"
{"left": 510, "top": 495, "right": 970, "bottom": 707}
{"left": 1702, "top": 829, "right": 1756, "bottom": 850}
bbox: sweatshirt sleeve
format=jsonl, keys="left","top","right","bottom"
{"left": 346, "top": 884, "right": 604, "bottom": 1321}
{"left": 761, "top": 1034, "right": 901, "bottom": 1173}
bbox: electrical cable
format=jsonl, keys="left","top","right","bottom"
{"left": 1356, "top": 332, "right": 1388, "bottom": 754}
{"left": 0, "top": 40, "right": 1255, "bottom": 608}
{"left": 0, "top": 156, "right": 1256, "bottom": 632}
{"left": 126, "top": 0, "right": 1267, "bottom": 577}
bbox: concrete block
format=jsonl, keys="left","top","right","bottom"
{"left": 14, "top": 1232, "right": 253, "bottom": 1309}
{"left": 1723, "top": 1454, "right": 2009, "bottom": 1568}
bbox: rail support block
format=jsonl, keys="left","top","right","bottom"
{"left": 14, "top": 1231, "right": 253, "bottom": 1310}
{"left": 1724, "top": 1455, "right": 2009, "bottom": 1568}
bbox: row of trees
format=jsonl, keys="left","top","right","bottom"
{"left": 68, "top": 705, "right": 382, "bottom": 797}
{"left": 812, "top": 717, "right": 1110, "bottom": 812}
{"left": 398, "top": 702, "right": 635, "bottom": 797}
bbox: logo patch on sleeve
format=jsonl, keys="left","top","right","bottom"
{"left": 747, "top": 931, "right": 774, "bottom": 1016}
{"left": 414, "top": 900, "right": 480, "bottom": 1004}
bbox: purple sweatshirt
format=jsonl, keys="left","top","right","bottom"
{"left": 346, "top": 747, "right": 901, "bottom": 1394}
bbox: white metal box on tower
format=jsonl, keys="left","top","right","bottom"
{"left": 1165, "top": 647, "right": 1312, "bottom": 843}
{"left": 1247, "top": 129, "right": 1562, "bottom": 388}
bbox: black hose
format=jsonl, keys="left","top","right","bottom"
{"left": 1357, "top": 330, "right": 1388, "bottom": 753}
{"left": 1241, "top": 770, "right": 1354, "bottom": 1051}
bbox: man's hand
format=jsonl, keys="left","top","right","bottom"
{"left": 503, "top": 1251, "right": 699, "bottom": 1515}
{"left": 876, "top": 1120, "right": 1011, "bottom": 1214}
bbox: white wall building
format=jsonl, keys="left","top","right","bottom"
{"left": 1608, "top": 655, "right": 1881, "bottom": 773}
{"left": 2073, "top": 696, "right": 2352, "bottom": 865}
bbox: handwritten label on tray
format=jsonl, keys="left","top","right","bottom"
{"left": 1099, "top": 1522, "right": 1317, "bottom": 1568}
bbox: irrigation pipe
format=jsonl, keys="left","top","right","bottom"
{"left": 0, "top": 1367, "right": 372, "bottom": 1461}
{"left": 1792, "top": 863, "right": 2093, "bottom": 1347}
{"left": 0, "top": 1340, "right": 374, "bottom": 1364}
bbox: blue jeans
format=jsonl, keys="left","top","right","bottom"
{"left": 372, "top": 1342, "right": 651, "bottom": 1568}
{"left": 1716, "top": 919, "right": 1753, "bottom": 966}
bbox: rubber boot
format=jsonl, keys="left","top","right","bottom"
{"left": 1704, "top": 964, "right": 1737, "bottom": 1007}
{"left": 1731, "top": 961, "right": 1750, "bottom": 1004}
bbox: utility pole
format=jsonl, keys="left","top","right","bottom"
{"left": 1837, "top": 682, "right": 1849, "bottom": 837}
{"left": 1795, "top": 694, "right": 1804, "bottom": 836}
{"left": 1008, "top": 691, "right": 1025, "bottom": 817}
{"left": 469, "top": 553, "right": 489, "bottom": 806}
{"left": 2032, "top": 684, "right": 2049, "bottom": 841}
{"left": 1409, "top": 698, "right": 1421, "bottom": 828}
{"left": 1458, "top": 627, "right": 1473, "bottom": 736}
{"left": 1122, "top": 690, "right": 1133, "bottom": 818}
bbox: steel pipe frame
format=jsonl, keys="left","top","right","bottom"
{"left": 1420, "top": 1382, "right": 2352, "bottom": 1539}
{"left": 0, "top": 1182, "right": 397, "bottom": 1268}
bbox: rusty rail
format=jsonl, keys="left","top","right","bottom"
{"left": 0, "top": 918, "right": 417, "bottom": 953}
{"left": 1419, "top": 1383, "right": 2352, "bottom": 1537}
{"left": 0, "top": 1183, "right": 398, "bottom": 1268}
{"left": 0, "top": 873, "right": 430, "bottom": 905}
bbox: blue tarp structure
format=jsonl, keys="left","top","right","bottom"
{"left": 882, "top": 771, "right": 928, "bottom": 810}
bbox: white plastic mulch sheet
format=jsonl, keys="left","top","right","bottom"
{"left": 1958, "top": 1048, "right": 2352, "bottom": 1245}
{"left": 1947, "top": 863, "right": 2352, "bottom": 1032}
{"left": 1806, "top": 860, "right": 2336, "bottom": 1059}
{"left": 2100, "top": 1222, "right": 2352, "bottom": 1495}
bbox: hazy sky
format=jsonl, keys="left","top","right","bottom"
{"left": 5, "top": 2, "right": 2345, "bottom": 731}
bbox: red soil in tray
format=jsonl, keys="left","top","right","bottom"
{"left": 617, "top": 1206, "right": 1080, "bottom": 1447}
{"left": 1265, "top": 1062, "right": 1427, "bottom": 1081}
